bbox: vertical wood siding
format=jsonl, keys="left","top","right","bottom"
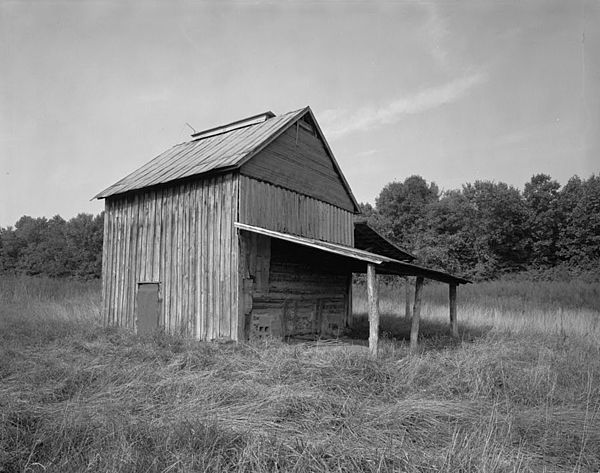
{"left": 240, "top": 121, "right": 356, "bottom": 212}
{"left": 101, "top": 174, "right": 240, "bottom": 340}
{"left": 239, "top": 175, "right": 354, "bottom": 246}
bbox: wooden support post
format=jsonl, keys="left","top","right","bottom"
{"left": 404, "top": 276, "right": 412, "bottom": 320}
{"left": 410, "top": 276, "right": 424, "bottom": 353}
{"left": 367, "top": 263, "right": 379, "bottom": 358}
{"left": 449, "top": 283, "right": 458, "bottom": 338}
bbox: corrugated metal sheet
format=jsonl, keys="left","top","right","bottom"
{"left": 94, "top": 108, "right": 306, "bottom": 199}
{"left": 234, "top": 222, "right": 471, "bottom": 285}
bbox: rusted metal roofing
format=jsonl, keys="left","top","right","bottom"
{"left": 94, "top": 108, "right": 307, "bottom": 199}
{"left": 235, "top": 222, "right": 471, "bottom": 285}
{"left": 354, "top": 222, "right": 415, "bottom": 262}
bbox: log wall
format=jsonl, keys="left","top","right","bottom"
{"left": 101, "top": 173, "right": 240, "bottom": 340}
{"left": 239, "top": 234, "right": 351, "bottom": 340}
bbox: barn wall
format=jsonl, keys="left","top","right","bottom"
{"left": 238, "top": 175, "right": 354, "bottom": 246}
{"left": 101, "top": 173, "right": 240, "bottom": 340}
{"left": 240, "top": 121, "right": 356, "bottom": 212}
{"left": 239, "top": 233, "right": 351, "bottom": 340}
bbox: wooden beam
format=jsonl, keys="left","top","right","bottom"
{"left": 410, "top": 276, "right": 424, "bottom": 353}
{"left": 449, "top": 283, "right": 458, "bottom": 338}
{"left": 367, "top": 263, "right": 379, "bottom": 358}
{"left": 404, "top": 276, "right": 412, "bottom": 320}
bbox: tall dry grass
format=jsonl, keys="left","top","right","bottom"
{"left": 1, "top": 275, "right": 600, "bottom": 472}
{"left": 353, "top": 279, "right": 600, "bottom": 344}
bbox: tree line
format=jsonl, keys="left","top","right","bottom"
{"left": 0, "top": 173, "right": 598, "bottom": 281}
{"left": 362, "top": 173, "right": 600, "bottom": 280}
{"left": 0, "top": 213, "right": 104, "bottom": 279}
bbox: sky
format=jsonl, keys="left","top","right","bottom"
{"left": 1, "top": 0, "right": 599, "bottom": 226}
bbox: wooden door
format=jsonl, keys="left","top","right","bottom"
{"left": 136, "top": 283, "right": 160, "bottom": 335}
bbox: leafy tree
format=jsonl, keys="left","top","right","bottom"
{"left": 362, "top": 172, "right": 599, "bottom": 280}
{"left": 556, "top": 176, "right": 584, "bottom": 263}
{"left": 13, "top": 216, "right": 49, "bottom": 275}
{"left": 65, "top": 213, "right": 104, "bottom": 278}
{"left": 39, "top": 215, "right": 69, "bottom": 277}
{"left": 375, "top": 175, "right": 439, "bottom": 248}
{"left": 0, "top": 212, "right": 104, "bottom": 279}
{"left": 558, "top": 175, "right": 600, "bottom": 267}
{"left": 461, "top": 181, "right": 530, "bottom": 275}
{"left": 424, "top": 190, "right": 480, "bottom": 276}
{"left": 0, "top": 226, "right": 21, "bottom": 273}
{"left": 523, "top": 174, "right": 561, "bottom": 268}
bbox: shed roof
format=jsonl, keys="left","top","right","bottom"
{"left": 354, "top": 222, "right": 415, "bottom": 262}
{"left": 94, "top": 107, "right": 359, "bottom": 212}
{"left": 235, "top": 222, "right": 471, "bottom": 285}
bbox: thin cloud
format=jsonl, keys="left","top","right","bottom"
{"left": 422, "top": 1, "right": 451, "bottom": 71}
{"left": 321, "top": 71, "right": 486, "bottom": 139}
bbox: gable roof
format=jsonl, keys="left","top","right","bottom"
{"left": 94, "top": 107, "right": 360, "bottom": 212}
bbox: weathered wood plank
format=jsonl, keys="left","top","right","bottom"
{"left": 230, "top": 174, "right": 239, "bottom": 340}
{"left": 139, "top": 193, "right": 148, "bottom": 283}
{"left": 115, "top": 201, "right": 124, "bottom": 327}
{"left": 410, "top": 276, "right": 424, "bottom": 353}
{"left": 191, "top": 183, "right": 199, "bottom": 339}
{"left": 152, "top": 191, "right": 161, "bottom": 282}
{"left": 367, "top": 263, "right": 379, "bottom": 358}
{"left": 201, "top": 181, "right": 209, "bottom": 340}
{"left": 198, "top": 182, "right": 206, "bottom": 339}
{"left": 173, "top": 186, "right": 182, "bottom": 332}
{"left": 146, "top": 191, "right": 156, "bottom": 282}
{"left": 157, "top": 189, "right": 167, "bottom": 327}
{"left": 109, "top": 202, "right": 118, "bottom": 326}
{"left": 103, "top": 174, "right": 240, "bottom": 340}
{"left": 182, "top": 184, "right": 190, "bottom": 336}
{"left": 221, "top": 175, "right": 231, "bottom": 339}
{"left": 164, "top": 187, "right": 173, "bottom": 332}
{"left": 120, "top": 198, "right": 131, "bottom": 327}
{"left": 206, "top": 179, "right": 215, "bottom": 340}
{"left": 105, "top": 201, "right": 116, "bottom": 325}
{"left": 100, "top": 201, "right": 110, "bottom": 326}
{"left": 176, "top": 185, "right": 184, "bottom": 333}
{"left": 215, "top": 176, "right": 223, "bottom": 339}
{"left": 240, "top": 125, "right": 355, "bottom": 212}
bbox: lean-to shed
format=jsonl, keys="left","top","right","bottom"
{"left": 95, "top": 107, "right": 469, "bottom": 349}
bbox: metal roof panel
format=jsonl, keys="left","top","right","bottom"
{"left": 94, "top": 108, "right": 306, "bottom": 199}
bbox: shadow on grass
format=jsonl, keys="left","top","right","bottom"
{"left": 348, "top": 313, "right": 493, "bottom": 350}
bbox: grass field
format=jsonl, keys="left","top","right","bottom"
{"left": 1, "top": 276, "right": 600, "bottom": 472}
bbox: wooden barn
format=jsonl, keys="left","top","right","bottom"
{"left": 95, "top": 107, "right": 469, "bottom": 353}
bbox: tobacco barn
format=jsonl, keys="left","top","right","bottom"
{"left": 95, "top": 106, "right": 469, "bottom": 354}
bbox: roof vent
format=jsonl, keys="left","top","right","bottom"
{"left": 191, "top": 111, "right": 276, "bottom": 140}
